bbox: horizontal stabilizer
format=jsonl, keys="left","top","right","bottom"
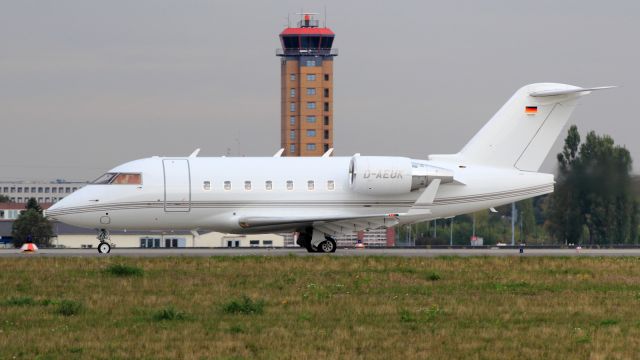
{"left": 530, "top": 86, "right": 615, "bottom": 97}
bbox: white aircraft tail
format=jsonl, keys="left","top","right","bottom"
{"left": 435, "top": 83, "right": 613, "bottom": 171}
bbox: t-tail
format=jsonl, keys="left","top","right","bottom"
{"left": 430, "top": 83, "right": 614, "bottom": 171}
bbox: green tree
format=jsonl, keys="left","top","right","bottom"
{"left": 546, "top": 126, "right": 638, "bottom": 244}
{"left": 0, "top": 194, "right": 10, "bottom": 202}
{"left": 11, "top": 198, "right": 54, "bottom": 248}
{"left": 519, "top": 199, "right": 536, "bottom": 241}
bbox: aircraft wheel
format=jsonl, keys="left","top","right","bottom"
{"left": 98, "top": 242, "right": 111, "bottom": 254}
{"left": 318, "top": 238, "right": 337, "bottom": 253}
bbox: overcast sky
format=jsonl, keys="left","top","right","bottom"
{"left": 1, "top": 0, "right": 638, "bottom": 181}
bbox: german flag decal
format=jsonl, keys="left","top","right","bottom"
{"left": 525, "top": 106, "right": 538, "bottom": 114}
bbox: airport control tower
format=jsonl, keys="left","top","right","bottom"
{"left": 277, "top": 13, "right": 337, "bottom": 156}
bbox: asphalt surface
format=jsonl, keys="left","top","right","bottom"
{"left": 3, "top": 248, "right": 640, "bottom": 257}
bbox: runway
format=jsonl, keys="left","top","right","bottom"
{"left": 3, "top": 247, "right": 640, "bottom": 257}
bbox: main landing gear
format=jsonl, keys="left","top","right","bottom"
{"left": 97, "top": 229, "right": 111, "bottom": 254}
{"left": 297, "top": 229, "right": 337, "bottom": 253}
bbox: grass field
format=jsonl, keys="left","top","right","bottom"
{"left": 2, "top": 255, "right": 640, "bottom": 359}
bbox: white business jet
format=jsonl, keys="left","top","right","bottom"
{"left": 47, "top": 83, "right": 612, "bottom": 253}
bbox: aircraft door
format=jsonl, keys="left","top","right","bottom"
{"left": 163, "top": 159, "right": 191, "bottom": 212}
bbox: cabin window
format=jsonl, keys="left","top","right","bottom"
{"left": 307, "top": 180, "right": 315, "bottom": 191}
{"left": 224, "top": 181, "right": 231, "bottom": 191}
{"left": 203, "top": 181, "right": 211, "bottom": 191}
{"left": 286, "top": 180, "right": 294, "bottom": 191}
{"left": 265, "top": 180, "right": 273, "bottom": 190}
{"left": 244, "top": 181, "right": 252, "bottom": 191}
{"left": 327, "top": 180, "right": 335, "bottom": 191}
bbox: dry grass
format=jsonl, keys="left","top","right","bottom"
{"left": 1, "top": 255, "right": 640, "bottom": 359}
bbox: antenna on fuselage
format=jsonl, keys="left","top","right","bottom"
{"left": 322, "top": 148, "right": 334, "bottom": 158}
{"left": 189, "top": 148, "right": 201, "bottom": 158}
{"left": 273, "top": 148, "right": 285, "bottom": 157}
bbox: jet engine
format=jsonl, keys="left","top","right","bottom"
{"left": 349, "top": 156, "right": 454, "bottom": 195}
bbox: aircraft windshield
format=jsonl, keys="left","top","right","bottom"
{"left": 112, "top": 173, "right": 142, "bottom": 185}
{"left": 92, "top": 173, "right": 118, "bottom": 184}
{"left": 92, "top": 173, "right": 142, "bottom": 185}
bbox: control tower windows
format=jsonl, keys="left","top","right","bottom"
{"left": 320, "top": 37, "right": 334, "bottom": 49}
{"left": 306, "top": 60, "right": 316, "bottom": 66}
{"left": 282, "top": 36, "right": 300, "bottom": 49}
{"left": 300, "top": 36, "right": 320, "bottom": 49}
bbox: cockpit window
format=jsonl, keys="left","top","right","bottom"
{"left": 92, "top": 173, "right": 118, "bottom": 184}
{"left": 92, "top": 173, "right": 142, "bottom": 185}
{"left": 112, "top": 173, "right": 142, "bottom": 185}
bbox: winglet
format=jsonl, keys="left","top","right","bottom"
{"left": 273, "top": 148, "right": 285, "bottom": 157}
{"left": 415, "top": 179, "right": 441, "bottom": 205}
{"left": 322, "top": 148, "right": 334, "bottom": 158}
{"left": 189, "top": 148, "right": 201, "bottom": 158}
{"left": 530, "top": 86, "right": 615, "bottom": 97}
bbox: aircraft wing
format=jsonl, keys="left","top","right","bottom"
{"left": 239, "top": 213, "right": 403, "bottom": 231}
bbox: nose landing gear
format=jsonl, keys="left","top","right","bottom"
{"left": 96, "top": 229, "right": 112, "bottom": 254}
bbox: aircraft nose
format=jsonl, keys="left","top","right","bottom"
{"left": 46, "top": 192, "right": 82, "bottom": 222}
{"left": 46, "top": 198, "right": 69, "bottom": 220}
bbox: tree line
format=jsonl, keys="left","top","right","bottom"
{"left": 399, "top": 126, "right": 639, "bottom": 246}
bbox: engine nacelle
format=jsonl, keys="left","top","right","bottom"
{"left": 349, "top": 156, "right": 413, "bottom": 195}
{"left": 349, "top": 156, "right": 455, "bottom": 195}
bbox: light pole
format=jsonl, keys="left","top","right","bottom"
{"left": 450, "top": 217, "right": 454, "bottom": 246}
{"left": 511, "top": 202, "right": 517, "bottom": 246}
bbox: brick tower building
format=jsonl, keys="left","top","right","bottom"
{"left": 277, "top": 13, "right": 337, "bottom": 156}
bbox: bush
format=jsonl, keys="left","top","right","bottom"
{"left": 153, "top": 307, "right": 187, "bottom": 321}
{"left": 427, "top": 272, "right": 441, "bottom": 281}
{"left": 222, "top": 296, "right": 265, "bottom": 315}
{"left": 3, "top": 296, "right": 36, "bottom": 306}
{"left": 105, "top": 264, "right": 144, "bottom": 277}
{"left": 57, "top": 300, "right": 83, "bottom": 316}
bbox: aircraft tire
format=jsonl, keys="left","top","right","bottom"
{"left": 318, "top": 238, "right": 337, "bottom": 253}
{"left": 98, "top": 242, "right": 111, "bottom": 254}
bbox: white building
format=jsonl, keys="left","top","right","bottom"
{"left": 0, "top": 180, "right": 87, "bottom": 204}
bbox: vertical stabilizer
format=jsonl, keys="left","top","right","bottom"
{"left": 457, "top": 83, "right": 610, "bottom": 171}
